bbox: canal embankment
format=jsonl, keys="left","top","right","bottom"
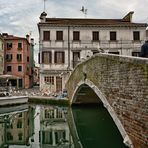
{"left": 0, "top": 87, "right": 69, "bottom": 106}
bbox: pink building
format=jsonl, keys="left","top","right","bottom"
{"left": 3, "top": 33, "right": 33, "bottom": 89}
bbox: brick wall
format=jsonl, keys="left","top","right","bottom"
{"left": 66, "top": 54, "right": 148, "bottom": 148}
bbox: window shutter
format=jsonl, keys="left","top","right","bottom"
{"left": 38, "top": 53, "right": 40, "bottom": 64}
{"left": 54, "top": 52, "right": 57, "bottom": 63}
{"left": 42, "top": 52, "right": 44, "bottom": 63}
{"left": 49, "top": 51, "right": 52, "bottom": 63}
{"left": 62, "top": 52, "right": 65, "bottom": 63}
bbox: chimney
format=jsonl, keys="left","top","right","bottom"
{"left": 30, "top": 38, "right": 34, "bottom": 45}
{"left": 122, "top": 11, "right": 134, "bottom": 22}
{"left": 26, "top": 34, "right": 30, "bottom": 42}
{"left": 2, "top": 33, "right": 8, "bottom": 37}
{"left": 40, "top": 11, "right": 47, "bottom": 22}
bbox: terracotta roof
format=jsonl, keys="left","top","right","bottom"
{"left": 38, "top": 18, "right": 147, "bottom": 27}
{"left": 3, "top": 35, "right": 27, "bottom": 40}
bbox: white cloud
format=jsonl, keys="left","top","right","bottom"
{"left": 0, "top": 0, "right": 148, "bottom": 64}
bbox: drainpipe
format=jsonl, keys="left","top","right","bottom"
{"left": 67, "top": 26, "right": 70, "bottom": 70}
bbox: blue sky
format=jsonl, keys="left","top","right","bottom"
{"left": 0, "top": 0, "right": 148, "bottom": 64}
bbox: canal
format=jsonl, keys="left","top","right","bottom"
{"left": 0, "top": 103, "right": 128, "bottom": 148}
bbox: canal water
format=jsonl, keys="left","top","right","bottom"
{"left": 0, "top": 104, "right": 128, "bottom": 148}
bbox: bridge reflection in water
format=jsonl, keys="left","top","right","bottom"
{"left": 0, "top": 104, "right": 128, "bottom": 148}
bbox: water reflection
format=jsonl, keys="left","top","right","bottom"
{"left": 0, "top": 104, "right": 128, "bottom": 148}
{"left": 0, "top": 104, "right": 74, "bottom": 148}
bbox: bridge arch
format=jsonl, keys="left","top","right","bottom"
{"left": 66, "top": 53, "right": 148, "bottom": 148}
{"left": 71, "top": 79, "right": 133, "bottom": 148}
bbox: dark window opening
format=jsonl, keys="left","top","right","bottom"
{"left": 43, "top": 31, "right": 50, "bottom": 41}
{"left": 133, "top": 31, "right": 140, "bottom": 41}
{"left": 92, "top": 31, "right": 99, "bottom": 41}
{"left": 73, "top": 31, "right": 80, "bottom": 41}
{"left": 56, "top": 31, "right": 63, "bottom": 41}
{"left": 110, "top": 32, "right": 116, "bottom": 41}
{"left": 7, "top": 66, "right": 12, "bottom": 72}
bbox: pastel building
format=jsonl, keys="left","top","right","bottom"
{"left": 38, "top": 11, "right": 147, "bottom": 94}
{"left": 3, "top": 33, "right": 34, "bottom": 89}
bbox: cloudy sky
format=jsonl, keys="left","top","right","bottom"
{"left": 0, "top": 0, "right": 148, "bottom": 64}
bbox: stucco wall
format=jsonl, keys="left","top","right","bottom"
{"left": 66, "top": 53, "right": 148, "bottom": 148}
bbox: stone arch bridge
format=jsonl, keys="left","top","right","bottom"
{"left": 66, "top": 53, "right": 148, "bottom": 148}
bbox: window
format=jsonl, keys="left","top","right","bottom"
{"left": 17, "top": 54, "right": 22, "bottom": 61}
{"left": 18, "top": 43, "right": 22, "bottom": 49}
{"left": 27, "top": 56, "right": 29, "bottom": 62}
{"left": 133, "top": 31, "right": 140, "bottom": 41}
{"left": 18, "top": 133, "right": 23, "bottom": 141}
{"left": 56, "top": 31, "right": 63, "bottom": 41}
{"left": 18, "top": 66, "right": 22, "bottom": 72}
{"left": 42, "top": 51, "right": 52, "bottom": 64}
{"left": 44, "top": 76, "right": 54, "bottom": 85}
{"left": 19, "top": 113, "right": 22, "bottom": 117}
{"left": 7, "top": 66, "right": 12, "bottom": 72}
{"left": 56, "top": 76, "right": 62, "bottom": 92}
{"left": 73, "top": 31, "right": 80, "bottom": 41}
{"left": 132, "top": 52, "right": 140, "bottom": 57}
{"left": 45, "top": 109, "right": 54, "bottom": 118}
{"left": 6, "top": 54, "right": 12, "bottom": 61}
{"left": 43, "top": 31, "right": 50, "bottom": 41}
{"left": 7, "top": 132, "right": 13, "bottom": 141}
{"left": 7, "top": 43, "right": 12, "bottom": 49}
{"left": 108, "top": 52, "right": 119, "bottom": 55}
{"left": 92, "top": 31, "right": 99, "bottom": 41}
{"left": 93, "top": 51, "right": 100, "bottom": 55}
{"left": 17, "top": 120, "right": 22, "bottom": 128}
{"left": 54, "top": 51, "right": 65, "bottom": 64}
{"left": 110, "top": 31, "right": 116, "bottom": 41}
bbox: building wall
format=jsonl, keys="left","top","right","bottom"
{"left": 38, "top": 16, "right": 147, "bottom": 94}
{"left": 6, "top": 111, "right": 29, "bottom": 145}
{"left": 0, "top": 36, "right": 4, "bottom": 75}
{"left": 4, "top": 35, "right": 33, "bottom": 89}
{"left": 66, "top": 54, "right": 148, "bottom": 148}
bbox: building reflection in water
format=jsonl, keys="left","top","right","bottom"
{"left": 0, "top": 105, "right": 34, "bottom": 147}
{"left": 0, "top": 105, "right": 74, "bottom": 148}
{"left": 39, "top": 106, "right": 74, "bottom": 148}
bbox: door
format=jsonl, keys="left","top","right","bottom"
{"left": 18, "top": 78, "right": 23, "bottom": 88}
{"left": 56, "top": 76, "right": 62, "bottom": 92}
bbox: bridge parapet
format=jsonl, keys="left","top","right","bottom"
{"left": 66, "top": 53, "right": 148, "bottom": 148}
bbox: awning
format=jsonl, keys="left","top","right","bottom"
{"left": 0, "top": 75, "right": 21, "bottom": 79}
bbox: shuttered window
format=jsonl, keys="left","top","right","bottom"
{"left": 54, "top": 51, "right": 65, "bottom": 64}
{"left": 7, "top": 43, "right": 13, "bottom": 49}
{"left": 17, "top": 54, "right": 22, "bottom": 61}
{"left": 6, "top": 54, "right": 13, "bottom": 61}
{"left": 42, "top": 51, "right": 52, "bottom": 64}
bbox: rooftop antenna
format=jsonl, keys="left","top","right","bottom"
{"left": 43, "top": 0, "right": 46, "bottom": 12}
{"left": 80, "top": 6, "right": 87, "bottom": 18}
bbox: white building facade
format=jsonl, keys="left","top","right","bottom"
{"left": 38, "top": 11, "right": 147, "bottom": 94}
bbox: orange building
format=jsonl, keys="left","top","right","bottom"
{"left": 3, "top": 33, "right": 33, "bottom": 89}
